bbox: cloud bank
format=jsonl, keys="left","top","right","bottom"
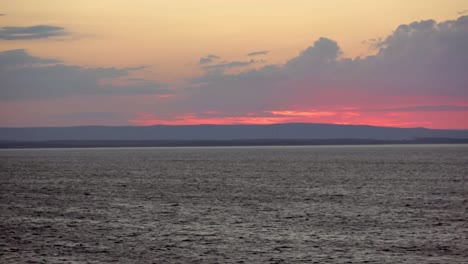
{"left": 198, "top": 54, "right": 220, "bottom": 65}
{"left": 127, "top": 15, "right": 468, "bottom": 128}
{"left": 0, "top": 49, "right": 168, "bottom": 100}
{"left": 186, "top": 16, "right": 468, "bottom": 113}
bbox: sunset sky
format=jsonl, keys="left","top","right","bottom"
{"left": 1, "top": 0, "right": 467, "bottom": 129}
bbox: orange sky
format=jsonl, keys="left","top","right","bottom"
{"left": 1, "top": 0, "right": 466, "bottom": 80}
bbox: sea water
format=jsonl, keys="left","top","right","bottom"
{"left": 1, "top": 145, "right": 467, "bottom": 263}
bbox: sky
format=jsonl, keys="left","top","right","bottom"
{"left": 0, "top": 0, "right": 467, "bottom": 129}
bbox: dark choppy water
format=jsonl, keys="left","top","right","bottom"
{"left": 1, "top": 145, "right": 467, "bottom": 263}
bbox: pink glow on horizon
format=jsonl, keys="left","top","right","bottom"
{"left": 2, "top": 94, "right": 467, "bottom": 129}
{"left": 130, "top": 112, "right": 292, "bottom": 126}
{"left": 268, "top": 110, "right": 337, "bottom": 117}
{"left": 129, "top": 108, "right": 468, "bottom": 129}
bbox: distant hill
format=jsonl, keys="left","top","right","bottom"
{"left": 0, "top": 123, "right": 467, "bottom": 142}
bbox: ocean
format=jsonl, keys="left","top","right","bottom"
{"left": 1, "top": 145, "right": 467, "bottom": 263}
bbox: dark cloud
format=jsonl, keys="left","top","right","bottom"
{"left": 0, "top": 49, "right": 59, "bottom": 68}
{"left": 0, "top": 25, "right": 67, "bottom": 40}
{"left": 198, "top": 54, "right": 220, "bottom": 65}
{"left": 183, "top": 16, "right": 468, "bottom": 113}
{"left": 286, "top": 38, "right": 341, "bottom": 70}
{"left": 57, "top": 112, "right": 130, "bottom": 119}
{"left": 383, "top": 105, "right": 468, "bottom": 112}
{"left": 0, "top": 49, "right": 169, "bottom": 100}
{"left": 363, "top": 16, "right": 468, "bottom": 96}
{"left": 51, "top": 111, "right": 136, "bottom": 126}
{"left": 458, "top": 10, "right": 467, "bottom": 15}
{"left": 247, "top": 50, "right": 269, "bottom": 56}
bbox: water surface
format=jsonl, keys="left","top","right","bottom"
{"left": 1, "top": 145, "right": 467, "bottom": 263}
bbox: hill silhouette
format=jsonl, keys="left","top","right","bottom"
{"left": 0, "top": 123, "right": 467, "bottom": 144}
